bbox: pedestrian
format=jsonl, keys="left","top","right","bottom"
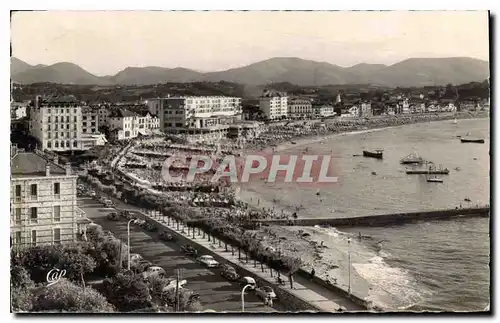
{"left": 268, "top": 296, "right": 273, "bottom": 307}
{"left": 310, "top": 267, "right": 315, "bottom": 280}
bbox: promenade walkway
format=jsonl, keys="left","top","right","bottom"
{"left": 143, "top": 211, "right": 365, "bottom": 312}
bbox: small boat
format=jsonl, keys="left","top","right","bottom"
{"left": 371, "top": 171, "right": 377, "bottom": 175}
{"left": 406, "top": 165, "right": 450, "bottom": 175}
{"left": 461, "top": 137, "right": 485, "bottom": 144}
{"left": 464, "top": 198, "right": 472, "bottom": 202}
{"left": 427, "top": 176, "right": 443, "bottom": 183}
{"left": 400, "top": 152, "right": 424, "bottom": 164}
{"left": 363, "top": 149, "right": 384, "bottom": 159}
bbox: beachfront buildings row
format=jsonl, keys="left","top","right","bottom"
{"left": 28, "top": 96, "right": 162, "bottom": 151}
{"left": 10, "top": 144, "right": 85, "bottom": 249}
{"left": 146, "top": 96, "right": 243, "bottom": 134}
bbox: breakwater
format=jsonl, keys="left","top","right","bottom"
{"left": 255, "top": 207, "right": 490, "bottom": 227}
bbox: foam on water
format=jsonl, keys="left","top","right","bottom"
{"left": 353, "top": 252, "right": 430, "bottom": 310}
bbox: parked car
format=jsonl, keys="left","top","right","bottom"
{"left": 142, "top": 266, "right": 166, "bottom": 279}
{"left": 119, "top": 210, "right": 131, "bottom": 218}
{"left": 240, "top": 276, "right": 256, "bottom": 290}
{"left": 220, "top": 264, "right": 239, "bottom": 281}
{"left": 162, "top": 279, "right": 187, "bottom": 292}
{"left": 103, "top": 200, "right": 114, "bottom": 208}
{"left": 180, "top": 244, "right": 198, "bottom": 256}
{"left": 255, "top": 286, "right": 277, "bottom": 302}
{"left": 144, "top": 223, "right": 158, "bottom": 232}
{"left": 159, "top": 231, "right": 175, "bottom": 242}
{"left": 196, "top": 255, "right": 219, "bottom": 268}
{"left": 106, "top": 212, "right": 119, "bottom": 221}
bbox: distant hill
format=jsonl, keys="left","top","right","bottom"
{"left": 12, "top": 61, "right": 113, "bottom": 85}
{"left": 110, "top": 66, "right": 204, "bottom": 85}
{"left": 11, "top": 57, "right": 33, "bottom": 75}
{"left": 11, "top": 56, "right": 489, "bottom": 87}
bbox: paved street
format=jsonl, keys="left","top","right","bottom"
{"left": 79, "top": 197, "right": 280, "bottom": 312}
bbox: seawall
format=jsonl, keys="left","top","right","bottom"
{"left": 256, "top": 207, "right": 490, "bottom": 227}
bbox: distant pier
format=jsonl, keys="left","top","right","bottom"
{"left": 255, "top": 207, "right": 490, "bottom": 227}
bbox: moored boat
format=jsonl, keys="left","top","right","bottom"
{"left": 400, "top": 152, "right": 424, "bottom": 164}
{"left": 460, "top": 137, "right": 485, "bottom": 143}
{"left": 406, "top": 164, "right": 450, "bottom": 175}
{"left": 363, "top": 149, "right": 383, "bottom": 159}
{"left": 427, "top": 176, "right": 443, "bottom": 183}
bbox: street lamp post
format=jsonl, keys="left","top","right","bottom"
{"left": 127, "top": 218, "right": 136, "bottom": 270}
{"left": 347, "top": 237, "right": 351, "bottom": 297}
{"left": 241, "top": 284, "right": 253, "bottom": 312}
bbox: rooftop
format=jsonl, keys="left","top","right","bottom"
{"left": 109, "top": 108, "right": 140, "bottom": 118}
{"left": 11, "top": 151, "right": 67, "bottom": 178}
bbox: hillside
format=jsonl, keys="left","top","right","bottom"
{"left": 110, "top": 66, "right": 204, "bottom": 85}
{"left": 12, "top": 62, "right": 113, "bottom": 85}
{"left": 11, "top": 56, "right": 489, "bottom": 87}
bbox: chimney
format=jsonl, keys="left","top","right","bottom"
{"left": 46, "top": 163, "right": 51, "bottom": 176}
{"left": 65, "top": 163, "right": 72, "bottom": 176}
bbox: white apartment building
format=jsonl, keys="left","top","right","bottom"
{"left": 10, "top": 146, "right": 82, "bottom": 249}
{"left": 108, "top": 109, "right": 141, "bottom": 140}
{"left": 148, "top": 96, "right": 242, "bottom": 133}
{"left": 29, "top": 96, "right": 84, "bottom": 151}
{"left": 314, "top": 104, "right": 336, "bottom": 118}
{"left": 259, "top": 91, "right": 288, "bottom": 120}
{"left": 288, "top": 98, "right": 313, "bottom": 119}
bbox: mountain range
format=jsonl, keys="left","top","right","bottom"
{"left": 11, "top": 56, "right": 489, "bottom": 87}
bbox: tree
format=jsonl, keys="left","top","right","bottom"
{"left": 58, "top": 244, "right": 96, "bottom": 284}
{"left": 32, "top": 278, "right": 114, "bottom": 312}
{"left": 102, "top": 273, "right": 152, "bottom": 312}
{"left": 13, "top": 245, "right": 63, "bottom": 283}
{"left": 11, "top": 266, "right": 35, "bottom": 312}
{"left": 282, "top": 257, "right": 302, "bottom": 289}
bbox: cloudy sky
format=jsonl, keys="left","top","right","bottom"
{"left": 11, "top": 11, "right": 489, "bottom": 76}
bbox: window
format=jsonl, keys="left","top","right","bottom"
{"left": 15, "top": 208, "right": 21, "bottom": 225}
{"left": 66, "top": 124, "right": 69, "bottom": 129}
{"left": 66, "top": 116, "right": 69, "bottom": 122}
{"left": 73, "top": 132, "right": 77, "bottom": 138}
{"left": 91, "top": 122, "right": 96, "bottom": 127}
{"left": 30, "top": 207, "right": 38, "bottom": 223}
{"left": 83, "top": 116, "right": 87, "bottom": 120}
{"left": 66, "top": 109, "right": 69, "bottom": 114}
{"left": 66, "top": 132, "right": 70, "bottom": 138}
{"left": 53, "top": 228, "right": 61, "bottom": 244}
{"left": 55, "top": 141, "right": 59, "bottom": 148}
{"left": 15, "top": 231, "right": 21, "bottom": 245}
{"left": 31, "top": 230, "right": 37, "bottom": 246}
{"left": 66, "top": 141, "right": 70, "bottom": 147}
{"left": 74, "top": 116, "right": 77, "bottom": 122}
{"left": 74, "top": 124, "right": 77, "bottom": 130}
{"left": 48, "top": 124, "right": 51, "bottom": 131}
{"left": 48, "top": 116, "right": 51, "bottom": 122}
{"left": 53, "top": 205, "right": 61, "bottom": 222}
{"left": 54, "top": 182, "right": 60, "bottom": 195}
{"left": 15, "top": 184, "right": 21, "bottom": 201}
{"left": 30, "top": 184, "right": 37, "bottom": 199}
{"left": 47, "top": 132, "right": 51, "bottom": 139}
{"left": 47, "top": 141, "right": 52, "bottom": 148}
{"left": 47, "top": 109, "right": 51, "bottom": 114}
{"left": 73, "top": 141, "right": 77, "bottom": 147}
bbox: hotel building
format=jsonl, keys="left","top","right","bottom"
{"left": 147, "top": 96, "right": 242, "bottom": 134}
{"left": 10, "top": 145, "right": 83, "bottom": 248}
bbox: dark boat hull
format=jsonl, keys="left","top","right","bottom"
{"left": 406, "top": 170, "right": 450, "bottom": 175}
{"left": 363, "top": 151, "right": 383, "bottom": 159}
{"left": 461, "top": 138, "right": 485, "bottom": 143}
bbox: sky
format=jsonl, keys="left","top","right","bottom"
{"left": 11, "top": 11, "right": 490, "bottom": 76}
